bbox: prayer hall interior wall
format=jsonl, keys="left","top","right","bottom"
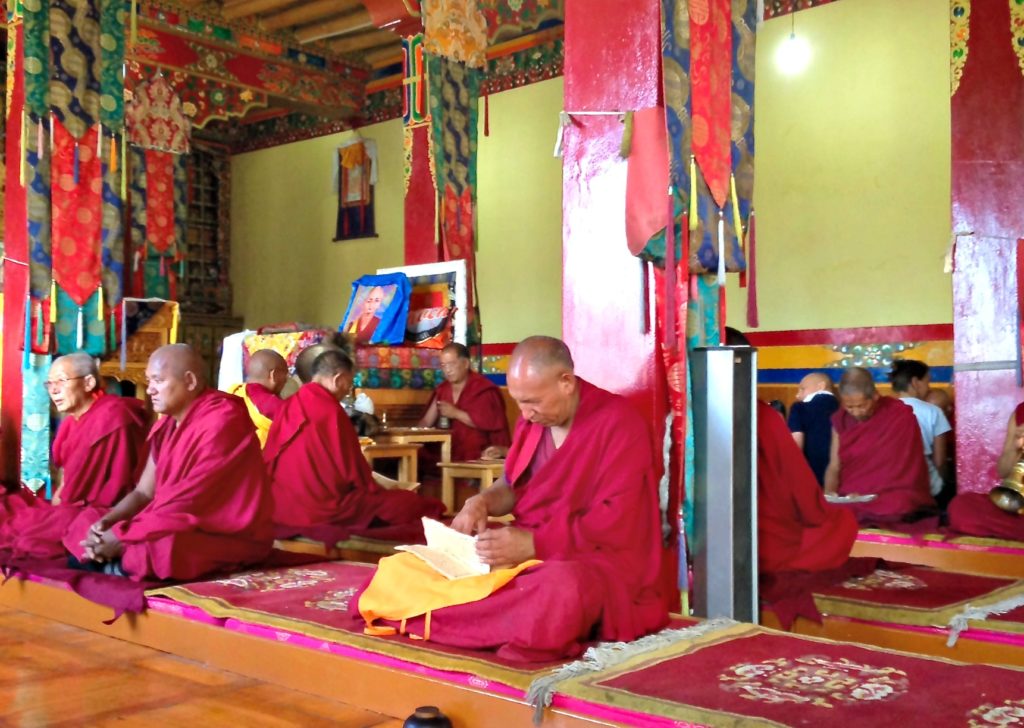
{"left": 726, "top": 0, "right": 952, "bottom": 333}
{"left": 230, "top": 78, "right": 564, "bottom": 344}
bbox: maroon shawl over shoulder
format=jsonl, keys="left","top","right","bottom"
{"left": 0, "top": 395, "right": 149, "bottom": 559}
{"left": 757, "top": 401, "right": 856, "bottom": 573}
{"left": 429, "top": 372, "right": 511, "bottom": 461}
{"left": 503, "top": 378, "right": 667, "bottom": 642}
{"left": 832, "top": 396, "right": 934, "bottom": 522}
{"left": 246, "top": 382, "right": 283, "bottom": 418}
{"left": 264, "top": 382, "right": 443, "bottom": 532}
{"left": 63, "top": 389, "right": 275, "bottom": 581}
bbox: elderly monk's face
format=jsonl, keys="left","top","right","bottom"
{"left": 146, "top": 356, "right": 197, "bottom": 416}
{"left": 508, "top": 368, "right": 575, "bottom": 428}
{"left": 46, "top": 360, "right": 95, "bottom": 416}
{"left": 840, "top": 392, "right": 879, "bottom": 422}
{"left": 439, "top": 350, "right": 470, "bottom": 385}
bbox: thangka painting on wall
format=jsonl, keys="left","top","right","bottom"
{"left": 335, "top": 138, "right": 378, "bottom": 240}
{"left": 340, "top": 273, "right": 412, "bottom": 346}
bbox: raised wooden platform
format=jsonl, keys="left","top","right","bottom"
{"left": 0, "top": 578, "right": 622, "bottom": 727}
{"left": 851, "top": 530, "right": 1024, "bottom": 578}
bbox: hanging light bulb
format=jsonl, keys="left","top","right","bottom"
{"left": 776, "top": 11, "right": 812, "bottom": 75}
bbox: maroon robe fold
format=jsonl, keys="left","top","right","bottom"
{"left": 832, "top": 396, "right": 935, "bottom": 523}
{"left": 62, "top": 389, "right": 275, "bottom": 581}
{"left": 428, "top": 371, "right": 512, "bottom": 461}
{"left": 0, "top": 395, "right": 149, "bottom": 559}
{"left": 757, "top": 401, "right": 857, "bottom": 573}
{"left": 264, "top": 382, "right": 444, "bottom": 532}
{"left": 245, "top": 382, "right": 283, "bottom": 418}
{"left": 946, "top": 401, "right": 1024, "bottom": 541}
{"left": 355, "top": 379, "right": 668, "bottom": 662}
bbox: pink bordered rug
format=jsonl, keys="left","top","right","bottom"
{"left": 555, "top": 623, "right": 1024, "bottom": 727}
{"left": 148, "top": 560, "right": 696, "bottom": 691}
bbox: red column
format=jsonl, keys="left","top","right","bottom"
{"left": 562, "top": 0, "right": 678, "bottom": 607}
{"left": 951, "top": 1, "right": 1024, "bottom": 493}
{"left": 2, "top": 24, "right": 29, "bottom": 485}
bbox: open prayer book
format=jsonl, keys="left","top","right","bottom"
{"left": 395, "top": 518, "right": 490, "bottom": 580}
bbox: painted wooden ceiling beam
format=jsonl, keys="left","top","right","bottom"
{"left": 261, "top": 0, "right": 364, "bottom": 31}
{"left": 328, "top": 28, "right": 397, "bottom": 53}
{"left": 295, "top": 7, "right": 374, "bottom": 43}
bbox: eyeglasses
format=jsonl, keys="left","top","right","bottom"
{"left": 45, "top": 376, "right": 86, "bottom": 390}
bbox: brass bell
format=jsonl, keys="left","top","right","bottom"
{"left": 990, "top": 460, "right": 1024, "bottom": 515}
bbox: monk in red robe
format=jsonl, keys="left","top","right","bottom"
{"left": 757, "top": 400, "right": 857, "bottom": 572}
{"left": 264, "top": 349, "right": 444, "bottom": 535}
{"left": 947, "top": 402, "right": 1024, "bottom": 541}
{"left": 0, "top": 353, "right": 149, "bottom": 559}
{"left": 228, "top": 349, "right": 288, "bottom": 447}
{"left": 418, "top": 343, "right": 511, "bottom": 461}
{"left": 63, "top": 345, "right": 274, "bottom": 580}
{"left": 355, "top": 336, "right": 668, "bottom": 662}
{"left": 823, "top": 367, "right": 935, "bottom": 523}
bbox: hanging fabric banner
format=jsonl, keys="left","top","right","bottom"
{"left": 25, "top": 113, "right": 52, "bottom": 299}
{"left": 50, "top": 117, "right": 103, "bottom": 307}
{"left": 688, "top": 0, "right": 732, "bottom": 209}
{"left": 427, "top": 53, "right": 482, "bottom": 342}
{"left": 55, "top": 288, "right": 106, "bottom": 354}
{"left": 143, "top": 148, "right": 177, "bottom": 255}
{"left": 101, "top": 144, "right": 126, "bottom": 306}
{"left": 98, "top": 0, "right": 126, "bottom": 131}
{"left": 22, "top": 0, "right": 50, "bottom": 118}
{"left": 49, "top": 0, "right": 102, "bottom": 141}
{"left": 403, "top": 33, "right": 429, "bottom": 126}
{"left": 21, "top": 353, "right": 53, "bottom": 495}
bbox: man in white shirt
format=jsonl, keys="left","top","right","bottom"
{"left": 890, "top": 359, "right": 952, "bottom": 498}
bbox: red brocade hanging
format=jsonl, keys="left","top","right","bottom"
{"left": 50, "top": 117, "right": 103, "bottom": 308}
{"left": 143, "top": 148, "right": 177, "bottom": 255}
{"left": 688, "top": 0, "right": 733, "bottom": 208}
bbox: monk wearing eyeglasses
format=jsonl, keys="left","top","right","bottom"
{"left": 0, "top": 353, "right": 149, "bottom": 559}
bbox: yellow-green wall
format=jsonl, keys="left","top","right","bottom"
{"left": 231, "top": 77, "right": 564, "bottom": 342}
{"left": 727, "top": 0, "right": 951, "bottom": 331}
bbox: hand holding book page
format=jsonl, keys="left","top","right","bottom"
{"left": 396, "top": 518, "right": 490, "bottom": 579}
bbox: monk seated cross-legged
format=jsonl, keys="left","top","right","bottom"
{"left": 823, "top": 366, "right": 935, "bottom": 524}
{"left": 758, "top": 400, "right": 857, "bottom": 573}
{"left": 352, "top": 336, "right": 669, "bottom": 662}
{"left": 63, "top": 344, "right": 275, "bottom": 580}
{"left": 947, "top": 401, "right": 1024, "bottom": 542}
{"left": 418, "top": 343, "right": 511, "bottom": 461}
{"left": 264, "top": 349, "right": 445, "bottom": 540}
{"left": 228, "top": 348, "right": 289, "bottom": 448}
{"left": 0, "top": 353, "right": 149, "bottom": 560}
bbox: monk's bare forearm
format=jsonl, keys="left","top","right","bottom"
{"left": 101, "top": 490, "right": 153, "bottom": 527}
{"left": 480, "top": 481, "right": 515, "bottom": 516}
{"left": 823, "top": 430, "right": 841, "bottom": 494}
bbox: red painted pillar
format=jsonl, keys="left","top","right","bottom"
{"left": 562, "top": 0, "right": 678, "bottom": 607}
{"left": 951, "top": 1, "right": 1024, "bottom": 493}
{"left": 1, "top": 24, "right": 29, "bottom": 486}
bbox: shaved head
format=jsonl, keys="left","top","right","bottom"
{"left": 838, "top": 366, "right": 879, "bottom": 422}
{"left": 509, "top": 336, "right": 574, "bottom": 378}
{"left": 507, "top": 336, "right": 578, "bottom": 429}
{"left": 247, "top": 349, "right": 289, "bottom": 395}
{"left": 838, "top": 367, "right": 876, "bottom": 398}
{"left": 146, "top": 344, "right": 207, "bottom": 420}
{"left": 926, "top": 388, "right": 953, "bottom": 414}
{"left": 796, "top": 372, "right": 833, "bottom": 402}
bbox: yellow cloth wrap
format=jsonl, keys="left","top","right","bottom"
{"left": 227, "top": 382, "right": 273, "bottom": 448}
{"left": 169, "top": 305, "right": 179, "bottom": 344}
{"left": 688, "top": 155, "right": 698, "bottom": 232}
{"left": 729, "top": 173, "right": 744, "bottom": 250}
{"left": 49, "top": 280, "right": 58, "bottom": 323}
{"left": 359, "top": 552, "right": 541, "bottom": 638}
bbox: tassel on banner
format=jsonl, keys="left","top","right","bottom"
{"left": 719, "top": 283, "right": 728, "bottom": 345}
{"left": 110, "top": 134, "right": 117, "bottom": 174}
{"left": 49, "top": 279, "right": 58, "bottom": 323}
{"left": 97, "top": 284, "right": 104, "bottom": 322}
{"left": 121, "top": 133, "right": 127, "bottom": 199}
{"left": 49, "top": 113, "right": 54, "bottom": 154}
{"left": 483, "top": 91, "right": 490, "bottom": 137}
{"left": 35, "top": 301, "right": 43, "bottom": 346}
{"left": 747, "top": 211, "right": 759, "bottom": 328}
{"left": 688, "top": 156, "right": 698, "bottom": 232}
{"left": 716, "top": 211, "right": 726, "bottom": 287}
{"left": 169, "top": 305, "right": 179, "bottom": 344}
{"left": 619, "top": 111, "right": 634, "bottom": 158}
{"left": 73, "top": 143, "right": 80, "bottom": 185}
{"left": 37, "top": 119, "right": 43, "bottom": 162}
{"left": 23, "top": 294, "right": 32, "bottom": 371}
{"left": 665, "top": 188, "right": 677, "bottom": 349}
{"left": 729, "top": 173, "right": 744, "bottom": 255}
{"left": 109, "top": 313, "right": 116, "bottom": 356}
{"left": 76, "top": 306, "right": 85, "bottom": 349}
{"left": 120, "top": 302, "right": 128, "bottom": 371}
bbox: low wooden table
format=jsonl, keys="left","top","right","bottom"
{"left": 376, "top": 427, "right": 452, "bottom": 465}
{"left": 362, "top": 442, "right": 422, "bottom": 483}
{"left": 438, "top": 460, "right": 506, "bottom": 515}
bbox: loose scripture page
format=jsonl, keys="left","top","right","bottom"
{"left": 395, "top": 517, "right": 490, "bottom": 580}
